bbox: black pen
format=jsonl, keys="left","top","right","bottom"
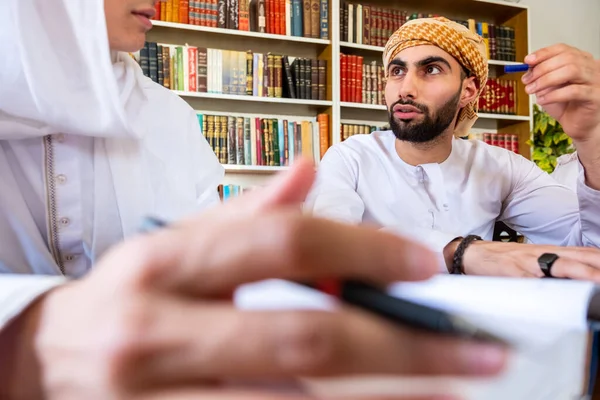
{"left": 304, "top": 279, "right": 507, "bottom": 344}
{"left": 139, "top": 216, "right": 508, "bottom": 345}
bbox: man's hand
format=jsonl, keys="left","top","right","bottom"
{"left": 523, "top": 44, "right": 600, "bottom": 188}
{"left": 459, "top": 240, "right": 600, "bottom": 280}
{"left": 523, "top": 44, "right": 600, "bottom": 142}
{"left": 1, "top": 160, "right": 508, "bottom": 400}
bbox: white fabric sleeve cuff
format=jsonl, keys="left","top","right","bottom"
{"left": 0, "top": 275, "right": 66, "bottom": 330}
{"left": 576, "top": 164, "right": 600, "bottom": 247}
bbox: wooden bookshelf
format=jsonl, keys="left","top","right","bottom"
{"left": 147, "top": 0, "right": 533, "bottom": 184}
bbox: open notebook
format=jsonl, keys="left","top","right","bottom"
{"left": 234, "top": 275, "right": 599, "bottom": 400}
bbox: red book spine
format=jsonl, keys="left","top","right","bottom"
{"left": 180, "top": 0, "right": 189, "bottom": 23}
{"left": 349, "top": 55, "right": 356, "bottom": 102}
{"left": 275, "top": 0, "right": 281, "bottom": 34}
{"left": 356, "top": 56, "right": 363, "bottom": 104}
{"left": 483, "top": 133, "right": 492, "bottom": 145}
{"left": 511, "top": 135, "right": 519, "bottom": 153}
{"left": 188, "top": 47, "right": 198, "bottom": 92}
{"left": 154, "top": 1, "right": 161, "bottom": 19}
{"left": 492, "top": 134, "right": 499, "bottom": 147}
{"left": 279, "top": 0, "right": 286, "bottom": 35}
{"left": 266, "top": 0, "right": 273, "bottom": 33}
{"left": 497, "top": 133, "right": 505, "bottom": 149}
{"left": 341, "top": 54, "right": 347, "bottom": 102}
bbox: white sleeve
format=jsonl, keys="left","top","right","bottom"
{"left": 499, "top": 154, "right": 600, "bottom": 248}
{"left": 0, "top": 275, "right": 66, "bottom": 331}
{"left": 0, "top": 0, "right": 129, "bottom": 139}
{"left": 304, "top": 146, "right": 366, "bottom": 224}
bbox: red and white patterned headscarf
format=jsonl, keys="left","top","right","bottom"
{"left": 383, "top": 16, "right": 489, "bottom": 137}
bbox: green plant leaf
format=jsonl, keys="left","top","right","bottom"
{"left": 532, "top": 148, "right": 546, "bottom": 161}
{"left": 540, "top": 117, "right": 548, "bottom": 134}
{"left": 543, "top": 135, "right": 553, "bottom": 147}
{"left": 553, "top": 132, "right": 567, "bottom": 144}
{"left": 538, "top": 159, "right": 551, "bottom": 172}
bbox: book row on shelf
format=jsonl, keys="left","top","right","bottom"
{"left": 153, "top": 0, "right": 329, "bottom": 40}
{"left": 139, "top": 42, "right": 327, "bottom": 100}
{"left": 471, "top": 132, "right": 520, "bottom": 154}
{"left": 340, "top": 4, "right": 516, "bottom": 62}
{"left": 198, "top": 113, "right": 330, "bottom": 167}
{"left": 479, "top": 78, "right": 518, "bottom": 115}
{"left": 219, "top": 184, "right": 245, "bottom": 201}
{"left": 340, "top": 54, "right": 384, "bottom": 105}
{"left": 341, "top": 123, "right": 387, "bottom": 141}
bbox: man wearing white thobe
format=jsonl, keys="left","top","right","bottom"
{"left": 306, "top": 17, "right": 600, "bottom": 279}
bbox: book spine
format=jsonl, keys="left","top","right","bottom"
{"left": 274, "top": 55, "right": 283, "bottom": 98}
{"left": 163, "top": 46, "right": 171, "bottom": 89}
{"left": 188, "top": 47, "right": 197, "bottom": 92}
{"left": 267, "top": 53, "right": 275, "bottom": 97}
{"left": 311, "top": 59, "right": 318, "bottom": 100}
{"left": 310, "top": 0, "right": 319, "bottom": 39}
{"left": 197, "top": 48, "right": 207, "bottom": 92}
{"left": 140, "top": 42, "right": 150, "bottom": 77}
{"left": 258, "top": 0, "right": 267, "bottom": 32}
{"left": 244, "top": 117, "right": 252, "bottom": 165}
{"left": 236, "top": 117, "right": 245, "bottom": 164}
{"left": 227, "top": 116, "right": 236, "bottom": 164}
{"left": 319, "top": 0, "right": 328, "bottom": 40}
{"left": 218, "top": 0, "right": 228, "bottom": 28}
{"left": 246, "top": 50, "right": 254, "bottom": 95}
{"left": 317, "top": 59, "right": 326, "bottom": 100}
{"left": 302, "top": 0, "right": 311, "bottom": 37}
{"left": 148, "top": 42, "right": 159, "bottom": 83}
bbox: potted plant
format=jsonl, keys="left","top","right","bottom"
{"left": 529, "top": 104, "right": 574, "bottom": 173}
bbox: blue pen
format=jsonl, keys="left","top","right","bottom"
{"left": 504, "top": 64, "right": 530, "bottom": 73}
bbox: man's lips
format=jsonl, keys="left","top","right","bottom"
{"left": 393, "top": 104, "right": 423, "bottom": 114}
{"left": 132, "top": 7, "right": 156, "bottom": 19}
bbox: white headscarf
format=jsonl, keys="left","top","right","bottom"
{"left": 0, "top": 0, "right": 191, "bottom": 239}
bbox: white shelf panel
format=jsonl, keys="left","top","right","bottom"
{"left": 478, "top": 113, "right": 530, "bottom": 121}
{"left": 152, "top": 21, "right": 331, "bottom": 45}
{"left": 175, "top": 91, "right": 333, "bottom": 107}
{"left": 340, "top": 42, "right": 385, "bottom": 53}
{"left": 223, "top": 165, "right": 289, "bottom": 174}
{"left": 340, "top": 102, "right": 387, "bottom": 111}
{"left": 474, "top": 0, "right": 528, "bottom": 10}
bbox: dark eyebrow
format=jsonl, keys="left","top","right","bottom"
{"left": 388, "top": 59, "right": 407, "bottom": 70}
{"left": 416, "top": 56, "right": 452, "bottom": 71}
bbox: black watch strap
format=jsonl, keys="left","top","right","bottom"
{"left": 451, "top": 235, "right": 483, "bottom": 275}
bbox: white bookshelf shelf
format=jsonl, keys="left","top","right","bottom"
{"left": 340, "top": 102, "right": 387, "bottom": 111}
{"left": 340, "top": 42, "right": 385, "bottom": 53}
{"left": 152, "top": 21, "right": 331, "bottom": 45}
{"left": 478, "top": 113, "right": 530, "bottom": 121}
{"left": 223, "top": 165, "right": 289, "bottom": 174}
{"left": 175, "top": 91, "right": 333, "bottom": 107}
{"left": 339, "top": 42, "right": 523, "bottom": 67}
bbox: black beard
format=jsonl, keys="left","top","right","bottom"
{"left": 388, "top": 88, "right": 462, "bottom": 144}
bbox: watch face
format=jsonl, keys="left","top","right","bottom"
{"left": 539, "top": 253, "right": 559, "bottom": 265}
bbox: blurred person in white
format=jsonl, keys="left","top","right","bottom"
{"left": 0, "top": 0, "right": 224, "bottom": 279}
{"left": 0, "top": 2, "right": 509, "bottom": 399}
{"left": 305, "top": 17, "right": 600, "bottom": 280}
{"left": 0, "top": 158, "right": 510, "bottom": 400}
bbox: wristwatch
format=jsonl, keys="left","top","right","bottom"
{"left": 538, "top": 253, "right": 559, "bottom": 278}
